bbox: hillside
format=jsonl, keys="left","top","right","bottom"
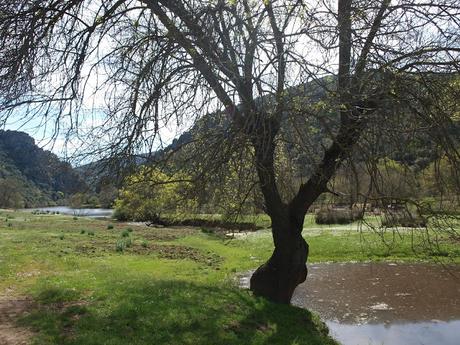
{"left": 0, "top": 130, "right": 86, "bottom": 208}
{"left": 79, "top": 74, "right": 460, "bottom": 201}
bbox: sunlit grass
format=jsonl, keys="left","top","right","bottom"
{"left": 0, "top": 210, "right": 338, "bottom": 345}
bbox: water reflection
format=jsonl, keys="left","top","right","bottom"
{"left": 291, "top": 263, "right": 460, "bottom": 345}
{"left": 326, "top": 320, "right": 460, "bottom": 345}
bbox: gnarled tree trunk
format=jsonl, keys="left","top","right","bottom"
{"left": 250, "top": 219, "right": 309, "bottom": 304}
{"left": 248, "top": 116, "right": 312, "bottom": 304}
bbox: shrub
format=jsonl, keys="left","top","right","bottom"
{"left": 59, "top": 233, "right": 65, "bottom": 240}
{"left": 113, "top": 208, "right": 129, "bottom": 221}
{"left": 113, "top": 167, "right": 197, "bottom": 222}
{"left": 381, "top": 211, "right": 427, "bottom": 228}
{"left": 87, "top": 231, "right": 95, "bottom": 236}
{"left": 107, "top": 224, "right": 114, "bottom": 230}
{"left": 315, "top": 207, "right": 363, "bottom": 225}
{"left": 201, "top": 227, "right": 214, "bottom": 234}
{"left": 115, "top": 238, "right": 132, "bottom": 252}
{"left": 127, "top": 227, "right": 133, "bottom": 232}
{"left": 141, "top": 240, "right": 148, "bottom": 248}
{"left": 168, "top": 218, "right": 258, "bottom": 231}
{"left": 80, "top": 230, "right": 86, "bottom": 234}
{"left": 115, "top": 239, "right": 125, "bottom": 252}
{"left": 121, "top": 230, "right": 130, "bottom": 237}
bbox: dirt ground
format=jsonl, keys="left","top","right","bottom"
{"left": 0, "top": 293, "right": 33, "bottom": 345}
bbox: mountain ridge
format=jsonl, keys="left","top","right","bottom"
{"left": 0, "top": 130, "right": 87, "bottom": 208}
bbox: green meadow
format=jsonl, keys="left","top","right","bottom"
{"left": 1, "top": 210, "right": 458, "bottom": 345}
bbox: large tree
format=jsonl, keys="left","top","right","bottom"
{"left": 1, "top": 0, "right": 459, "bottom": 303}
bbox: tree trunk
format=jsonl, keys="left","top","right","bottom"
{"left": 250, "top": 217, "right": 309, "bottom": 304}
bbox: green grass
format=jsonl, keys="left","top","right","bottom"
{"left": 0, "top": 209, "right": 458, "bottom": 345}
{"left": 0, "top": 210, "right": 336, "bottom": 345}
{"left": 20, "top": 279, "right": 334, "bottom": 345}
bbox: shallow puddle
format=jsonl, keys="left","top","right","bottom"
{"left": 292, "top": 263, "right": 460, "bottom": 345}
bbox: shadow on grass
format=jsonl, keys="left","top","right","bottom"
{"left": 20, "top": 280, "right": 337, "bottom": 345}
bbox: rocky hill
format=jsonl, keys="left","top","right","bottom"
{"left": 0, "top": 130, "right": 86, "bottom": 208}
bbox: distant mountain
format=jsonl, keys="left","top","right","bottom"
{"left": 77, "top": 74, "right": 460, "bottom": 190}
{"left": 0, "top": 130, "right": 87, "bottom": 208}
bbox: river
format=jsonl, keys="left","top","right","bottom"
{"left": 24, "top": 206, "right": 113, "bottom": 218}
{"left": 241, "top": 263, "right": 460, "bottom": 345}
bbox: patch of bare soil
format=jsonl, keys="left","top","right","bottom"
{"left": 0, "top": 295, "right": 34, "bottom": 345}
{"left": 129, "top": 243, "right": 223, "bottom": 266}
{"left": 73, "top": 241, "right": 113, "bottom": 256}
{"left": 139, "top": 226, "right": 199, "bottom": 241}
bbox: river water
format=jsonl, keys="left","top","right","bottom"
{"left": 24, "top": 206, "right": 113, "bottom": 218}
{"left": 241, "top": 263, "right": 460, "bottom": 345}
{"left": 295, "top": 263, "right": 460, "bottom": 345}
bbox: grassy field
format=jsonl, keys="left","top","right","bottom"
{"left": 0, "top": 210, "right": 459, "bottom": 345}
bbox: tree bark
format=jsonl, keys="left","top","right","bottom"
{"left": 246, "top": 114, "right": 311, "bottom": 304}
{"left": 250, "top": 211, "right": 309, "bottom": 304}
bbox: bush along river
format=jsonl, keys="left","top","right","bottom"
{"left": 241, "top": 263, "right": 460, "bottom": 345}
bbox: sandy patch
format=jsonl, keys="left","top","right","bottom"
{"left": 0, "top": 294, "right": 34, "bottom": 345}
